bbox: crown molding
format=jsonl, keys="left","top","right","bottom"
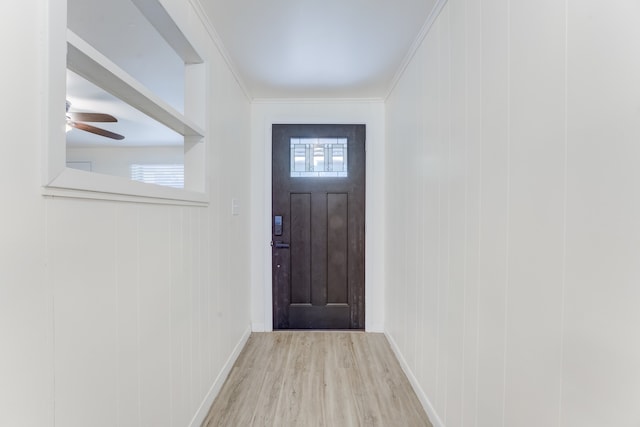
{"left": 191, "top": 0, "right": 448, "bottom": 103}
{"left": 189, "top": 0, "right": 253, "bottom": 101}
{"left": 385, "top": 0, "right": 448, "bottom": 101}
{"left": 251, "top": 97, "right": 385, "bottom": 105}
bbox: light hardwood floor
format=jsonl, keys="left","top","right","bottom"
{"left": 202, "top": 332, "right": 432, "bottom": 427}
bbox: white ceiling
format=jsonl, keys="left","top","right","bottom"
{"left": 201, "top": 0, "right": 438, "bottom": 99}
{"left": 65, "top": 0, "right": 438, "bottom": 146}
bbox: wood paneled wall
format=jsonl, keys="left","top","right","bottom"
{"left": 385, "top": 1, "right": 640, "bottom": 426}
{"left": 0, "top": 1, "right": 252, "bottom": 426}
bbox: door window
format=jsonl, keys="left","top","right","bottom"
{"left": 290, "top": 138, "right": 348, "bottom": 177}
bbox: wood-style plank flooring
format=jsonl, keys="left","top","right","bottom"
{"left": 202, "top": 332, "right": 432, "bottom": 427}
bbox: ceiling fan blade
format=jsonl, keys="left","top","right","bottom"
{"left": 70, "top": 122, "right": 125, "bottom": 140}
{"left": 68, "top": 112, "right": 118, "bottom": 122}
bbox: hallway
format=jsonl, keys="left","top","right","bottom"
{"left": 202, "top": 332, "right": 432, "bottom": 426}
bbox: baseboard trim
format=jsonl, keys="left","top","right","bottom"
{"left": 365, "top": 322, "right": 384, "bottom": 333}
{"left": 189, "top": 325, "right": 252, "bottom": 427}
{"left": 251, "top": 322, "right": 266, "bottom": 332}
{"left": 384, "top": 332, "right": 446, "bottom": 427}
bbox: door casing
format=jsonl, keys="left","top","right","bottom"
{"left": 255, "top": 105, "right": 386, "bottom": 333}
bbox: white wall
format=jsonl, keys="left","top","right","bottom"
{"left": 250, "top": 100, "right": 386, "bottom": 332}
{"left": 0, "top": 1, "right": 52, "bottom": 425}
{"left": 67, "top": 146, "right": 184, "bottom": 178}
{"left": 385, "top": 1, "right": 640, "bottom": 427}
{"left": 0, "top": 1, "right": 252, "bottom": 427}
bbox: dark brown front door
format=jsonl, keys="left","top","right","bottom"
{"left": 272, "top": 124, "right": 365, "bottom": 329}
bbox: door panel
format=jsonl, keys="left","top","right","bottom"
{"left": 272, "top": 124, "right": 365, "bottom": 329}
{"left": 290, "top": 193, "right": 311, "bottom": 304}
{"left": 327, "top": 193, "right": 348, "bottom": 304}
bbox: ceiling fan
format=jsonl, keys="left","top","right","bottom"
{"left": 66, "top": 100, "right": 125, "bottom": 140}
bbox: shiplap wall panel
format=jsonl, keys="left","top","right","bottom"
{"left": 461, "top": 0, "right": 482, "bottom": 423}
{"left": 435, "top": 7, "right": 452, "bottom": 416}
{"left": 115, "top": 204, "right": 142, "bottom": 427}
{"left": 504, "top": 1, "right": 566, "bottom": 425}
{"left": 41, "top": 9, "right": 251, "bottom": 427}
{"left": 421, "top": 28, "right": 441, "bottom": 408}
{"left": 138, "top": 206, "right": 172, "bottom": 427}
{"left": 477, "top": 0, "right": 511, "bottom": 425}
{"left": 185, "top": 208, "right": 200, "bottom": 406}
{"left": 48, "top": 199, "right": 250, "bottom": 427}
{"left": 386, "top": 0, "right": 640, "bottom": 426}
{"left": 49, "top": 199, "right": 119, "bottom": 427}
{"left": 563, "top": 1, "right": 640, "bottom": 426}
{"left": 407, "top": 40, "right": 421, "bottom": 387}
{"left": 196, "top": 208, "right": 211, "bottom": 403}
{"left": 169, "top": 207, "right": 188, "bottom": 427}
{"left": 46, "top": 196, "right": 248, "bottom": 427}
{"left": 446, "top": 0, "right": 468, "bottom": 423}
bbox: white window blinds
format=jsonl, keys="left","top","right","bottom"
{"left": 130, "top": 164, "right": 184, "bottom": 188}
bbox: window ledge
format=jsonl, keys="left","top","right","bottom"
{"left": 44, "top": 168, "right": 208, "bottom": 206}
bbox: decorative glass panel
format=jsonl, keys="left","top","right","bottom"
{"left": 290, "top": 138, "right": 348, "bottom": 177}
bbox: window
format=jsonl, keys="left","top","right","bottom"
{"left": 130, "top": 164, "right": 184, "bottom": 188}
{"left": 290, "top": 138, "right": 348, "bottom": 177}
{"left": 44, "top": 0, "right": 207, "bottom": 204}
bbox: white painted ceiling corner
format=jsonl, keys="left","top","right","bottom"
{"left": 199, "top": 0, "right": 440, "bottom": 99}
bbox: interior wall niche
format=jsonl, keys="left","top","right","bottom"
{"left": 47, "top": 0, "right": 207, "bottom": 202}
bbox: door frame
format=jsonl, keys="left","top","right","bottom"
{"left": 254, "top": 104, "right": 385, "bottom": 333}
